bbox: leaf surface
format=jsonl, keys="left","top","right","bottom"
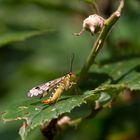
{"left": 0, "top": 30, "right": 54, "bottom": 47}
{"left": 1, "top": 58, "right": 140, "bottom": 140}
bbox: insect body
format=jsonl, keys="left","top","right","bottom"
{"left": 27, "top": 72, "right": 77, "bottom": 104}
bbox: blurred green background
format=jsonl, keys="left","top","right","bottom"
{"left": 0, "top": 0, "right": 140, "bottom": 140}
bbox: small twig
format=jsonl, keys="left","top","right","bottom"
{"left": 117, "top": 0, "right": 125, "bottom": 12}
{"left": 79, "top": 0, "right": 125, "bottom": 84}
{"left": 91, "top": 3, "right": 100, "bottom": 15}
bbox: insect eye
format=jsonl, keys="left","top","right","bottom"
{"left": 69, "top": 72, "right": 72, "bottom": 76}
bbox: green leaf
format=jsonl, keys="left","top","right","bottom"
{"left": 0, "top": 30, "right": 54, "bottom": 47}
{"left": 84, "top": 84, "right": 124, "bottom": 104}
{"left": 90, "top": 58, "right": 140, "bottom": 90}
{"left": 1, "top": 58, "right": 140, "bottom": 140}
{"left": 1, "top": 83, "right": 124, "bottom": 140}
{"left": 1, "top": 96, "right": 85, "bottom": 140}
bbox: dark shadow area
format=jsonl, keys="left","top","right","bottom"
{"left": 0, "top": 46, "right": 32, "bottom": 98}
{"left": 98, "top": 96, "right": 140, "bottom": 140}
{"left": 135, "top": 65, "right": 140, "bottom": 72}
{"left": 79, "top": 72, "right": 113, "bottom": 90}
{"left": 101, "top": 55, "right": 140, "bottom": 65}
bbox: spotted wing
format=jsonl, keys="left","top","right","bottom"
{"left": 27, "top": 76, "right": 65, "bottom": 98}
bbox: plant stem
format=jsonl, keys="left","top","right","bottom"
{"left": 79, "top": 0, "right": 125, "bottom": 84}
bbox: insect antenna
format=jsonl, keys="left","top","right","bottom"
{"left": 69, "top": 53, "right": 75, "bottom": 72}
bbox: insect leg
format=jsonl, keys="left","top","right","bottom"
{"left": 42, "top": 86, "right": 64, "bottom": 104}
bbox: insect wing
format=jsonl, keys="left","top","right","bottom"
{"left": 27, "top": 76, "right": 65, "bottom": 98}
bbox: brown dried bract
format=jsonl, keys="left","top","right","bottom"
{"left": 74, "top": 14, "right": 104, "bottom": 36}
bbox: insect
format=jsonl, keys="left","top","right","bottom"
{"left": 27, "top": 55, "right": 78, "bottom": 104}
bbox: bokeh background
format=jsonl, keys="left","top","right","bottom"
{"left": 0, "top": 0, "right": 140, "bottom": 140}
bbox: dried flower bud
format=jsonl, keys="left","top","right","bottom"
{"left": 74, "top": 14, "right": 104, "bottom": 36}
